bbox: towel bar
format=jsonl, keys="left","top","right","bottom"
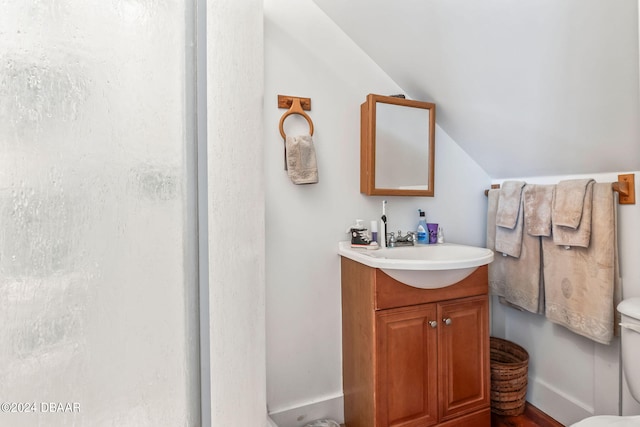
{"left": 483, "top": 174, "right": 635, "bottom": 205}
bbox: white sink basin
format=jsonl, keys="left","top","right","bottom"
{"left": 338, "top": 241, "right": 494, "bottom": 289}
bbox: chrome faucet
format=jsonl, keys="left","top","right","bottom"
{"left": 386, "top": 230, "right": 415, "bottom": 247}
{"left": 381, "top": 201, "right": 416, "bottom": 248}
{"left": 395, "top": 230, "right": 416, "bottom": 246}
{"left": 387, "top": 231, "right": 396, "bottom": 247}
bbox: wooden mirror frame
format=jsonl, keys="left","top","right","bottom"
{"left": 360, "top": 94, "right": 436, "bottom": 196}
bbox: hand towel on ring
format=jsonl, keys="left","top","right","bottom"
{"left": 285, "top": 134, "right": 318, "bottom": 185}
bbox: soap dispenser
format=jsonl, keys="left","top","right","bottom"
{"left": 416, "top": 209, "right": 428, "bottom": 245}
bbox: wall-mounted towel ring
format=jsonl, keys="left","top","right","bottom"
{"left": 278, "top": 95, "right": 314, "bottom": 140}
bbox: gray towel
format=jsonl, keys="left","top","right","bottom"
{"left": 487, "top": 189, "right": 543, "bottom": 314}
{"left": 495, "top": 180, "right": 526, "bottom": 257}
{"left": 524, "top": 184, "right": 555, "bottom": 237}
{"left": 543, "top": 183, "right": 619, "bottom": 345}
{"left": 495, "top": 198, "right": 525, "bottom": 258}
{"left": 552, "top": 179, "right": 594, "bottom": 228}
{"left": 496, "top": 181, "right": 526, "bottom": 229}
{"left": 285, "top": 135, "right": 318, "bottom": 184}
{"left": 552, "top": 181, "right": 594, "bottom": 248}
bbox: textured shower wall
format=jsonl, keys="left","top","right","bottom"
{"left": 0, "top": 1, "right": 199, "bottom": 426}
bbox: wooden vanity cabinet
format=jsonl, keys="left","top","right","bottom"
{"left": 340, "top": 258, "right": 490, "bottom": 427}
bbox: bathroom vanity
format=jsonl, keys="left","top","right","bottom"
{"left": 340, "top": 257, "right": 490, "bottom": 427}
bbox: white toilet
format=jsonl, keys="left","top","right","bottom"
{"left": 571, "top": 298, "right": 640, "bottom": 426}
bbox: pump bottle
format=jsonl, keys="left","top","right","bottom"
{"left": 416, "top": 209, "right": 428, "bottom": 245}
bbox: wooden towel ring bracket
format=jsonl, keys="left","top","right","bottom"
{"left": 483, "top": 173, "right": 635, "bottom": 205}
{"left": 278, "top": 95, "right": 314, "bottom": 140}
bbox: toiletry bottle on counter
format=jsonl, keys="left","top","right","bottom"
{"left": 416, "top": 209, "right": 428, "bottom": 245}
{"left": 370, "top": 220, "right": 378, "bottom": 244}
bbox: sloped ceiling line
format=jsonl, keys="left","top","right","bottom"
{"left": 312, "top": 0, "right": 640, "bottom": 178}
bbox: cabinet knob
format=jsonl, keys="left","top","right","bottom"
{"left": 443, "top": 318, "right": 452, "bottom": 326}
{"left": 428, "top": 320, "right": 438, "bottom": 329}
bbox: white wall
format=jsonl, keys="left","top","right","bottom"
{"left": 491, "top": 172, "right": 640, "bottom": 425}
{"left": 207, "top": 1, "right": 267, "bottom": 426}
{"left": 263, "top": 1, "right": 491, "bottom": 425}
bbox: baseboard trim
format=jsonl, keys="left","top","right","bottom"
{"left": 267, "top": 378, "right": 596, "bottom": 427}
{"left": 528, "top": 377, "right": 593, "bottom": 426}
{"left": 268, "top": 394, "right": 344, "bottom": 427}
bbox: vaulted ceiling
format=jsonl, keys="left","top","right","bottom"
{"left": 312, "top": 0, "right": 640, "bottom": 179}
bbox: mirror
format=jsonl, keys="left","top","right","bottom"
{"left": 360, "top": 94, "right": 435, "bottom": 196}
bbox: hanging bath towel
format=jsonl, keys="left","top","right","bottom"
{"left": 495, "top": 181, "right": 526, "bottom": 258}
{"left": 552, "top": 180, "right": 594, "bottom": 248}
{"left": 285, "top": 134, "right": 319, "bottom": 185}
{"left": 523, "top": 184, "right": 555, "bottom": 237}
{"left": 552, "top": 178, "right": 595, "bottom": 228}
{"left": 487, "top": 189, "right": 544, "bottom": 314}
{"left": 543, "top": 183, "right": 620, "bottom": 345}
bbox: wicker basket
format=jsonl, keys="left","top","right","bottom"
{"left": 490, "top": 337, "right": 529, "bottom": 416}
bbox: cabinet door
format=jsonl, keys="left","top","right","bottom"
{"left": 437, "top": 295, "right": 490, "bottom": 421}
{"left": 376, "top": 304, "right": 439, "bottom": 427}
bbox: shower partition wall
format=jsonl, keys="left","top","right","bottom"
{"left": 0, "top": 1, "right": 200, "bottom": 426}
